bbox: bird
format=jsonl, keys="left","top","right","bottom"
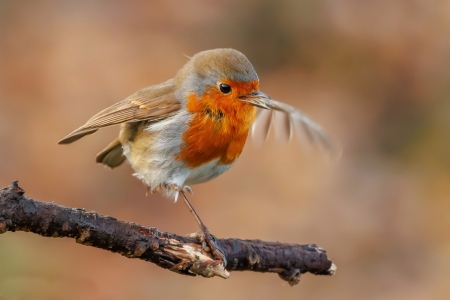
{"left": 58, "top": 48, "right": 339, "bottom": 267}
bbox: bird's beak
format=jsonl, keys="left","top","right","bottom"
{"left": 238, "top": 91, "right": 271, "bottom": 109}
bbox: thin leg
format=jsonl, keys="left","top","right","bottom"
{"left": 179, "top": 190, "right": 206, "bottom": 230}
{"left": 179, "top": 190, "right": 226, "bottom": 266}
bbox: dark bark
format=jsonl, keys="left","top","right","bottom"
{"left": 0, "top": 181, "right": 335, "bottom": 286}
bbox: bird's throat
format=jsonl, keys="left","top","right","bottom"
{"left": 176, "top": 91, "right": 256, "bottom": 167}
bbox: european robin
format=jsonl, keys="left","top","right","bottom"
{"left": 59, "top": 48, "right": 339, "bottom": 266}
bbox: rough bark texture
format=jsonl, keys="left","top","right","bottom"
{"left": 0, "top": 181, "right": 336, "bottom": 286}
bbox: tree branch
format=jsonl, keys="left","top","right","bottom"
{"left": 0, "top": 181, "right": 335, "bottom": 286}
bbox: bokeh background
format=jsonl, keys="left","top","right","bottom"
{"left": 1, "top": 0, "right": 449, "bottom": 299}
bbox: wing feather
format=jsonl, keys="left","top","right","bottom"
{"left": 58, "top": 79, "right": 181, "bottom": 144}
{"left": 251, "top": 108, "right": 273, "bottom": 147}
{"left": 273, "top": 109, "right": 293, "bottom": 143}
{"left": 252, "top": 99, "right": 342, "bottom": 157}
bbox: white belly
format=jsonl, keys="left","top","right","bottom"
{"left": 121, "top": 111, "right": 236, "bottom": 199}
{"left": 184, "top": 159, "right": 233, "bottom": 185}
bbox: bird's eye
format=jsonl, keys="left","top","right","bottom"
{"left": 219, "top": 83, "right": 231, "bottom": 94}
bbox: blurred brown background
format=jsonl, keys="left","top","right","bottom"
{"left": 1, "top": 0, "right": 449, "bottom": 299}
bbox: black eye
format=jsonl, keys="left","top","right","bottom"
{"left": 219, "top": 83, "right": 231, "bottom": 94}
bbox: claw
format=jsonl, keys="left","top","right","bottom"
{"left": 187, "top": 228, "right": 227, "bottom": 267}
{"left": 187, "top": 229, "right": 208, "bottom": 250}
{"left": 158, "top": 183, "right": 194, "bottom": 194}
{"left": 183, "top": 186, "right": 193, "bottom": 194}
{"left": 187, "top": 230, "right": 202, "bottom": 239}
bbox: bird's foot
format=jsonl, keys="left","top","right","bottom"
{"left": 163, "top": 186, "right": 227, "bottom": 269}
{"left": 168, "top": 184, "right": 193, "bottom": 194}
{"left": 151, "top": 184, "right": 193, "bottom": 194}
{"left": 187, "top": 224, "right": 227, "bottom": 267}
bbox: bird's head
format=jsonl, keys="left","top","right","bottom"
{"left": 175, "top": 48, "right": 271, "bottom": 111}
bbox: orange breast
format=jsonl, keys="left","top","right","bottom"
{"left": 176, "top": 80, "right": 258, "bottom": 167}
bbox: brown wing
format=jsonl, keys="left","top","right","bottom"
{"left": 251, "top": 99, "right": 342, "bottom": 158}
{"left": 58, "top": 79, "right": 181, "bottom": 144}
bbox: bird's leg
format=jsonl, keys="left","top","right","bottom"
{"left": 159, "top": 183, "right": 226, "bottom": 266}
{"left": 178, "top": 189, "right": 227, "bottom": 267}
